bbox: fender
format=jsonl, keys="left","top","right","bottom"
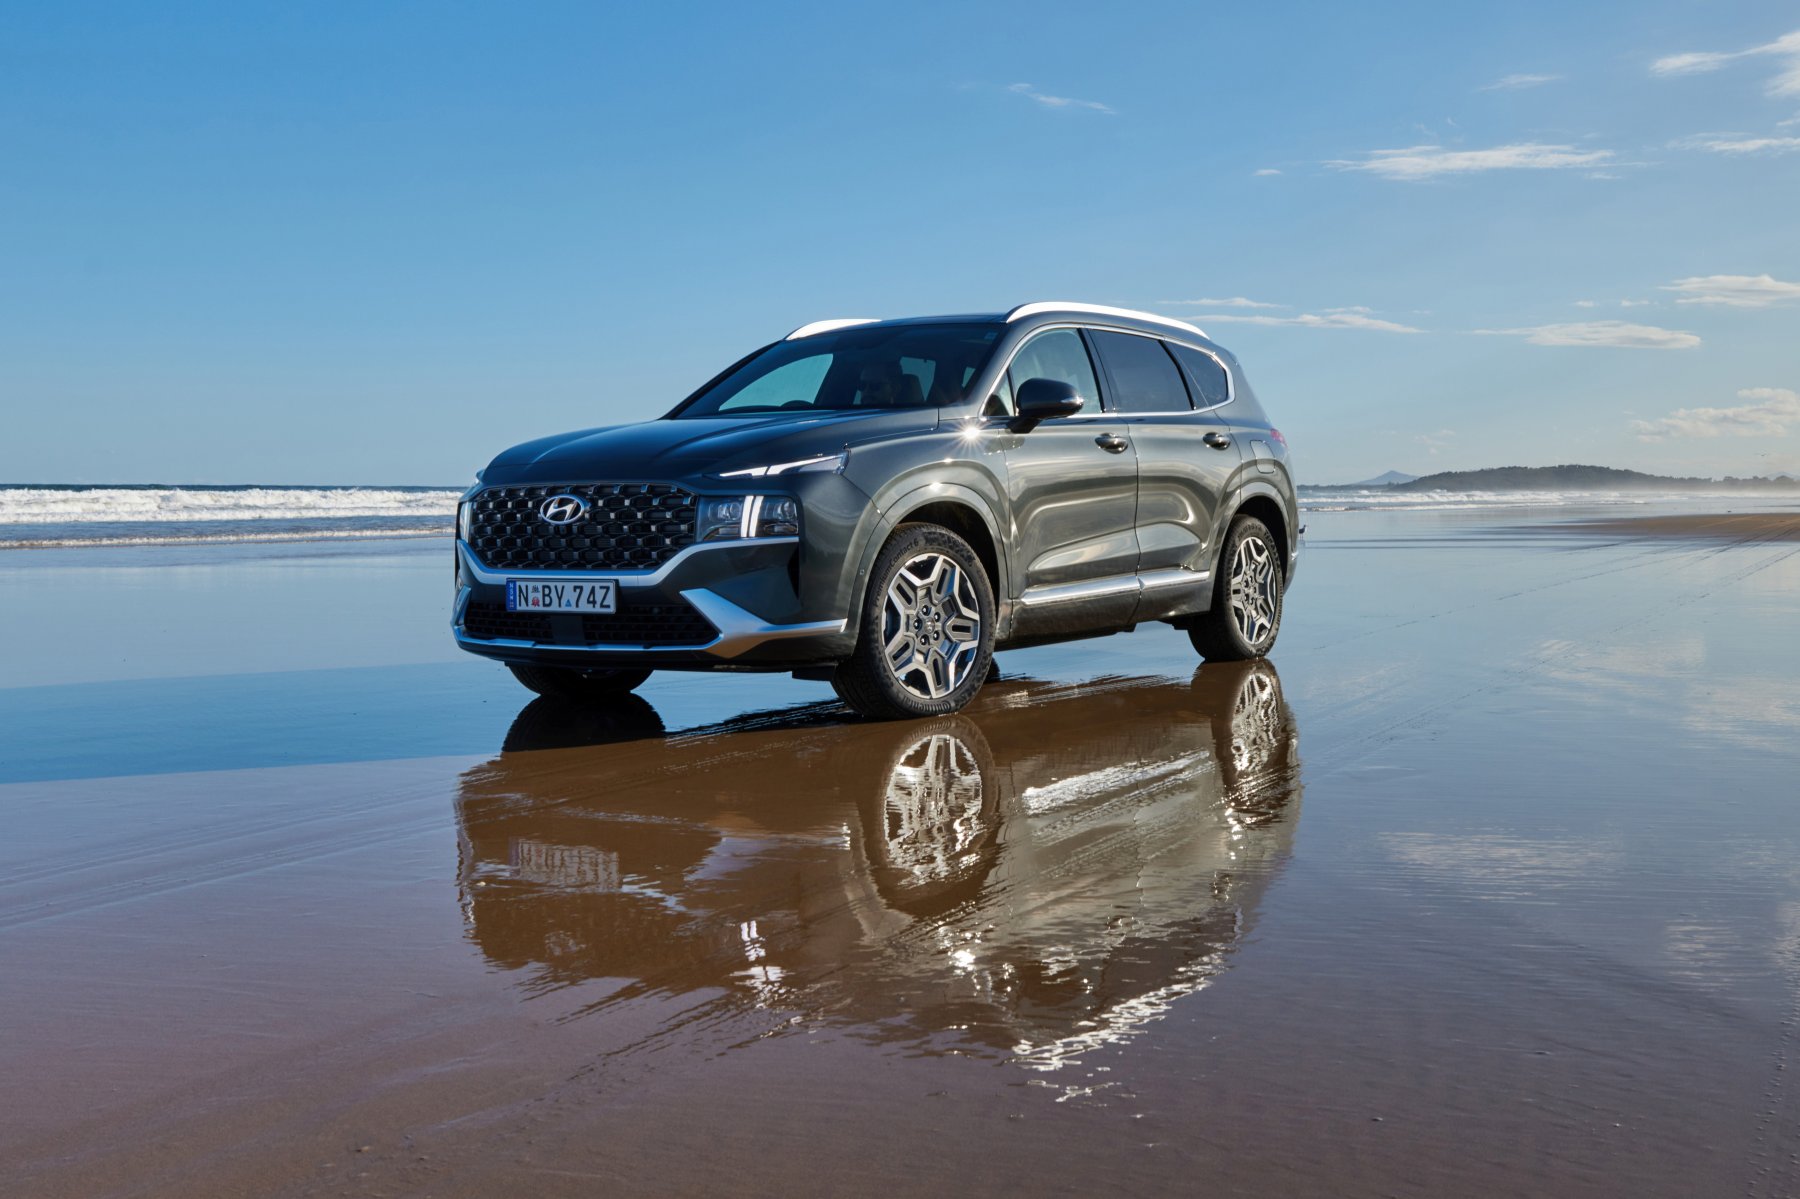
{"left": 1224, "top": 475, "right": 1300, "bottom": 568}
{"left": 839, "top": 478, "right": 1013, "bottom": 644}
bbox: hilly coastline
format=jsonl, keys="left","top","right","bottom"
{"left": 1305, "top": 464, "right": 1800, "bottom": 492}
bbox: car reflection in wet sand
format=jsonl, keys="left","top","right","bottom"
{"left": 455, "top": 662, "right": 1302, "bottom": 1068}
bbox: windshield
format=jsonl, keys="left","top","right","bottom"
{"left": 672, "top": 323, "right": 1003, "bottom": 419}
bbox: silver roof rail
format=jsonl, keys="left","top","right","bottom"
{"left": 785, "top": 318, "right": 880, "bottom": 340}
{"left": 1004, "top": 301, "right": 1208, "bottom": 340}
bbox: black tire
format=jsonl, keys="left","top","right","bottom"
{"left": 1188, "top": 515, "right": 1284, "bottom": 662}
{"left": 506, "top": 662, "right": 653, "bottom": 701}
{"left": 831, "top": 524, "right": 996, "bottom": 720}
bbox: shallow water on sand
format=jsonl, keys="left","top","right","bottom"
{"left": 2, "top": 504, "right": 1799, "bottom": 1197}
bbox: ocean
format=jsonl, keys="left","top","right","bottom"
{"left": 0, "top": 484, "right": 460, "bottom": 548}
{"left": 2, "top": 483, "right": 1790, "bottom": 550}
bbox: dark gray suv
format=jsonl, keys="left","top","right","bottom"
{"left": 453, "top": 302, "right": 1298, "bottom": 719}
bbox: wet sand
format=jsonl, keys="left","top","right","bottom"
{"left": 4, "top": 504, "right": 1800, "bottom": 1196}
{"left": 1557, "top": 511, "right": 1800, "bottom": 541}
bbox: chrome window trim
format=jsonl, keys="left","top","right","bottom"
{"left": 979, "top": 322, "right": 1234, "bottom": 419}
{"left": 1084, "top": 327, "right": 1211, "bottom": 416}
{"left": 986, "top": 322, "right": 1108, "bottom": 415}
{"left": 1160, "top": 338, "right": 1237, "bottom": 412}
{"left": 456, "top": 537, "right": 798, "bottom": 587}
{"left": 452, "top": 587, "right": 846, "bottom": 660}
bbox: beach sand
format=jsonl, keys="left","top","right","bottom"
{"left": 3, "top": 503, "right": 1799, "bottom": 1197}
{"left": 1558, "top": 511, "right": 1800, "bottom": 541}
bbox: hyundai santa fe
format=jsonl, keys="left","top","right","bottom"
{"left": 453, "top": 301, "right": 1299, "bottom": 719}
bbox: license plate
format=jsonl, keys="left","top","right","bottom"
{"left": 505, "top": 579, "right": 617, "bottom": 613}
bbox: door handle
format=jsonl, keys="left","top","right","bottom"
{"left": 1095, "top": 433, "right": 1129, "bottom": 453}
{"left": 1203, "top": 431, "right": 1232, "bottom": 450}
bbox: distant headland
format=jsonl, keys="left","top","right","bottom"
{"left": 1305, "top": 465, "right": 1800, "bottom": 492}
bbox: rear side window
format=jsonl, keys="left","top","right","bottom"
{"left": 1168, "top": 343, "right": 1232, "bottom": 408}
{"left": 1088, "top": 330, "right": 1193, "bottom": 413}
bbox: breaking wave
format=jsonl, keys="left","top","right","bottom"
{"left": 0, "top": 486, "right": 459, "bottom": 548}
{"left": 0, "top": 485, "right": 459, "bottom": 524}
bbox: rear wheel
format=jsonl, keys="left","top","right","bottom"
{"left": 832, "top": 524, "right": 995, "bottom": 720}
{"left": 1188, "top": 515, "right": 1284, "bottom": 662}
{"left": 507, "top": 662, "right": 653, "bottom": 701}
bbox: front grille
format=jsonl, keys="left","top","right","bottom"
{"left": 461, "top": 597, "right": 718, "bottom": 647}
{"left": 467, "top": 483, "right": 698, "bottom": 571}
{"left": 580, "top": 600, "right": 717, "bottom": 646}
{"left": 462, "top": 602, "right": 553, "bottom": 642}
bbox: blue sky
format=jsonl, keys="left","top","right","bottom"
{"left": 3, "top": 1, "right": 1796, "bottom": 484}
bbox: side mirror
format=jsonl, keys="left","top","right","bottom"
{"left": 1013, "top": 377, "right": 1086, "bottom": 430}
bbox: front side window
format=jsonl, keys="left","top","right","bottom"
{"left": 1168, "top": 343, "right": 1232, "bottom": 408}
{"left": 1004, "top": 328, "right": 1102, "bottom": 414}
{"left": 1088, "top": 330, "right": 1193, "bottom": 414}
{"left": 674, "top": 324, "right": 1001, "bottom": 418}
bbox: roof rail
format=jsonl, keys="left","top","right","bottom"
{"left": 1003, "top": 301, "right": 1208, "bottom": 340}
{"left": 785, "top": 317, "right": 880, "bottom": 340}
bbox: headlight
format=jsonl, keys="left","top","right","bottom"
{"left": 697, "top": 495, "right": 801, "bottom": 541}
{"left": 717, "top": 452, "right": 845, "bottom": 479}
{"left": 697, "top": 498, "right": 746, "bottom": 541}
{"left": 457, "top": 500, "right": 473, "bottom": 542}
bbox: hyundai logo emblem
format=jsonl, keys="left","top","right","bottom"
{"left": 538, "top": 494, "right": 587, "bottom": 525}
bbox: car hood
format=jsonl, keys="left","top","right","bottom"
{"left": 482, "top": 409, "right": 940, "bottom": 486}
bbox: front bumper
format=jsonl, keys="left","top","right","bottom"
{"left": 451, "top": 538, "right": 853, "bottom": 670}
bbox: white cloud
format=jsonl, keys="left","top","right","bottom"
{"left": 1415, "top": 428, "right": 1457, "bottom": 455}
{"left": 1161, "top": 296, "right": 1283, "bottom": 309}
{"left": 1675, "top": 132, "right": 1800, "bottom": 154}
{"left": 1007, "top": 83, "right": 1115, "bottom": 114}
{"left": 1620, "top": 299, "right": 1651, "bottom": 308}
{"left": 1651, "top": 29, "right": 1800, "bottom": 96}
{"left": 1253, "top": 168, "right": 1282, "bottom": 176}
{"left": 1574, "top": 299, "right": 1599, "bottom": 308}
{"left": 1663, "top": 274, "right": 1800, "bottom": 307}
{"left": 1481, "top": 73, "right": 1561, "bottom": 91}
{"left": 1328, "top": 142, "right": 1614, "bottom": 180}
{"left": 1199, "top": 311, "right": 1424, "bottom": 333}
{"left": 1475, "top": 320, "right": 1701, "bottom": 349}
{"left": 1631, "top": 387, "right": 1800, "bottom": 440}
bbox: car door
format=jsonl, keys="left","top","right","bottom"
{"left": 994, "top": 327, "right": 1141, "bottom": 636}
{"left": 1085, "top": 330, "right": 1243, "bottom": 623}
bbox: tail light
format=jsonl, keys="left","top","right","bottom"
{"left": 1268, "top": 428, "right": 1288, "bottom": 449}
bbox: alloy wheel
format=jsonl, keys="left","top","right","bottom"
{"left": 882, "top": 552, "right": 983, "bottom": 700}
{"left": 1228, "top": 535, "right": 1278, "bottom": 648}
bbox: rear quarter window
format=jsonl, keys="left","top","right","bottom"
{"left": 1167, "top": 343, "right": 1232, "bottom": 409}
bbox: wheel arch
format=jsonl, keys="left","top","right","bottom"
{"left": 1231, "top": 489, "right": 1293, "bottom": 576}
{"left": 874, "top": 483, "right": 1007, "bottom": 598}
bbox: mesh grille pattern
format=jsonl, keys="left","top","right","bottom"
{"left": 462, "top": 602, "right": 553, "bottom": 642}
{"left": 468, "top": 483, "right": 698, "bottom": 571}
{"left": 461, "top": 597, "right": 718, "bottom": 647}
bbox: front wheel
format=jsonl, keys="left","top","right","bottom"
{"left": 832, "top": 524, "right": 996, "bottom": 720}
{"left": 506, "top": 662, "right": 653, "bottom": 701}
{"left": 1187, "top": 515, "right": 1284, "bottom": 662}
